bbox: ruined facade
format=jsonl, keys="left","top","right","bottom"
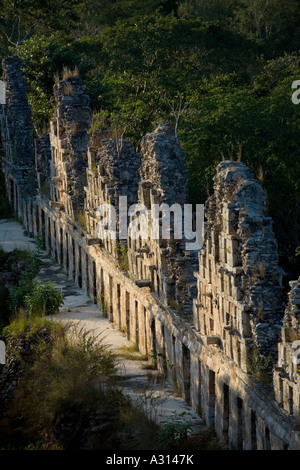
{"left": 274, "top": 278, "right": 300, "bottom": 417}
{"left": 49, "top": 76, "right": 92, "bottom": 220}
{"left": 1, "top": 56, "right": 300, "bottom": 450}
{"left": 85, "top": 136, "right": 140, "bottom": 256}
{"left": 127, "top": 123, "right": 198, "bottom": 315}
{"left": 194, "top": 162, "right": 284, "bottom": 373}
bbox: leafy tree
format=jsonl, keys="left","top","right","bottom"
{"left": 232, "top": 0, "right": 300, "bottom": 56}
{"left": 99, "top": 15, "right": 258, "bottom": 143}
{"left": 0, "top": 0, "right": 299, "bottom": 289}
{"left": 179, "top": 56, "right": 300, "bottom": 284}
{"left": 8, "top": 33, "right": 102, "bottom": 133}
{"left": 178, "top": 0, "right": 235, "bottom": 25}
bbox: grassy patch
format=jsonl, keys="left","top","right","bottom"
{"left": 115, "top": 343, "right": 148, "bottom": 361}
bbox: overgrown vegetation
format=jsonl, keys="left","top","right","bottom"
{"left": 115, "top": 242, "right": 129, "bottom": 272}
{"left": 0, "top": 0, "right": 299, "bottom": 288}
{"left": 0, "top": 315, "right": 220, "bottom": 450}
{"left": 0, "top": 238, "right": 59, "bottom": 333}
{"left": 76, "top": 209, "right": 87, "bottom": 232}
{"left": 8, "top": 249, "right": 41, "bottom": 313}
{"left": 156, "top": 411, "right": 193, "bottom": 449}
{"left": 24, "top": 281, "right": 64, "bottom": 317}
{"left": 245, "top": 344, "right": 272, "bottom": 387}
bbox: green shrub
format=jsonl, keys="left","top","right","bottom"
{"left": 34, "top": 231, "right": 46, "bottom": 252}
{"left": 156, "top": 412, "right": 193, "bottom": 450}
{"left": 8, "top": 249, "right": 41, "bottom": 313}
{"left": 0, "top": 171, "right": 12, "bottom": 219}
{"left": 24, "top": 281, "right": 64, "bottom": 317}
{"left": 115, "top": 242, "right": 129, "bottom": 272}
{"left": 13, "top": 324, "right": 119, "bottom": 436}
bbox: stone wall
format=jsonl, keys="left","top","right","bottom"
{"left": 1, "top": 56, "right": 300, "bottom": 450}
{"left": 274, "top": 278, "right": 300, "bottom": 418}
{"left": 0, "top": 56, "right": 36, "bottom": 224}
{"left": 85, "top": 137, "right": 140, "bottom": 257}
{"left": 193, "top": 161, "right": 284, "bottom": 374}
{"left": 49, "top": 75, "right": 92, "bottom": 220}
{"left": 127, "top": 123, "right": 198, "bottom": 316}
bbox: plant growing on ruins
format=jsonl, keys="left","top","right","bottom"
{"left": 100, "top": 293, "right": 108, "bottom": 318}
{"left": 63, "top": 82, "right": 73, "bottom": 97}
{"left": 34, "top": 230, "right": 46, "bottom": 252}
{"left": 8, "top": 249, "right": 41, "bottom": 312}
{"left": 121, "top": 324, "right": 127, "bottom": 335}
{"left": 165, "top": 93, "right": 189, "bottom": 137}
{"left": 115, "top": 242, "right": 129, "bottom": 272}
{"left": 245, "top": 344, "right": 272, "bottom": 386}
{"left": 24, "top": 281, "right": 64, "bottom": 317}
{"left": 76, "top": 210, "right": 87, "bottom": 232}
{"left": 141, "top": 349, "right": 160, "bottom": 370}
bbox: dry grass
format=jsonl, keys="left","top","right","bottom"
{"left": 115, "top": 343, "right": 148, "bottom": 361}
{"left": 62, "top": 66, "right": 79, "bottom": 80}
{"left": 53, "top": 71, "right": 60, "bottom": 84}
{"left": 63, "top": 82, "right": 73, "bottom": 96}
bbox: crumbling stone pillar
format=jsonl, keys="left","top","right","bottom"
{"left": 1, "top": 56, "right": 34, "bottom": 167}
{"left": 194, "top": 161, "right": 284, "bottom": 374}
{"left": 127, "top": 123, "right": 198, "bottom": 317}
{"left": 274, "top": 278, "right": 300, "bottom": 416}
{"left": 0, "top": 56, "right": 37, "bottom": 212}
{"left": 35, "top": 133, "right": 51, "bottom": 197}
{"left": 49, "top": 75, "right": 92, "bottom": 222}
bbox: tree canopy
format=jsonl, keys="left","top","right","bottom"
{"left": 1, "top": 0, "right": 300, "bottom": 288}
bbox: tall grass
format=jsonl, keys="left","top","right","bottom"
{"left": 8, "top": 323, "right": 118, "bottom": 440}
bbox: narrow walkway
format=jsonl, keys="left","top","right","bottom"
{"left": 0, "top": 218, "right": 204, "bottom": 433}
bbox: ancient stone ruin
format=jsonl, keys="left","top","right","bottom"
{"left": 1, "top": 56, "right": 300, "bottom": 449}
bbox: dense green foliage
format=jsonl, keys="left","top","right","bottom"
{"left": 1, "top": 0, "right": 300, "bottom": 287}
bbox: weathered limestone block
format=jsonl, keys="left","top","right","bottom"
{"left": 274, "top": 278, "right": 300, "bottom": 416}
{"left": 35, "top": 133, "right": 51, "bottom": 195}
{"left": 194, "top": 161, "right": 284, "bottom": 372}
{"left": 49, "top": 75, "right": 92, "bottom": 220}
{"left": 128, "top": 123, "right": 199, "bottom": 317}
{"left": 0, "top": 56, "right": 37, "bottom": 202}
{"left": 85, "top": 136, "right": 140, "bottom": 258}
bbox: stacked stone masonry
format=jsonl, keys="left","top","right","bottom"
{"left": 0, "top": 56, "right": 299, "bottom": 450}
